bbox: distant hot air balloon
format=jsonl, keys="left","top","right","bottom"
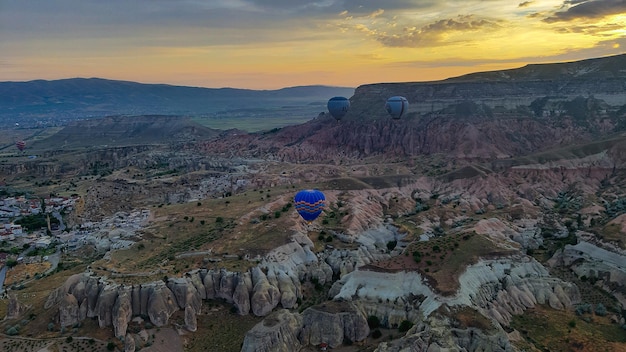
{"left": 15, "top": 140, "right": 26, "bottom": 152}
{"left": 385, "top": 96, "right": 409, "bottom": 120}
{"left": 294, "top": 189, "right": 326, "bottom": 223}
{"left": 327, "top": 97, "right": 350, "bottom": 121}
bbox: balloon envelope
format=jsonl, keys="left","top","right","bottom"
{"left": 327, "top": 97, "right": 350, "bottom": 121}
{"left": 15, "top": 140, "right": 25, "bottom": 151}
{"left": 294, "top": 189, "right": 326, "bottom": 222}
{"left": 385, "top": 96, "right": 409, "bottom": 119}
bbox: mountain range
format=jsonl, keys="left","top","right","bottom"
{"left": 0, "top": 78, "right": 355, "bottom": 127}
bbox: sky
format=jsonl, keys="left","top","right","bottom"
{"left": 1, "top": 0, "right": 625, "bottom": 89}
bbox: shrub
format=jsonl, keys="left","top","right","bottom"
{"left": 6, "top": 326, "right": 19, "bottom": 335}
{"left": 107, "top": 341, "right": 116, "bottom": 351}
{"left": 66, "top": 336, "right": 73, "bottom": 343}
{"left": 398, "top": 320, "right": 414, "bottom": 333}
{"left": 274, "top": 211, "right": 281, "bottom": 218}
{"left": 372, "top": 329, "right": 382, "bottom": 339}
{"left": 575, "top": 303, "right": 592, "bottom": 316}
{"left": 314, "top": 282, "right": 323, "bottom": 291}
{"left": 568, "top": 320, "right": 576, "bottom": 328}
{"left": 595, "top": 303, "right": 607, "bottom": 316}
{"left": 215, "top": 217, "right": 224, "bottom": 223}
{"left": 367, "top": 315, "right": 381, "bottom": 329}
{"left": 386, "top": 240, "right": 397, "bottom": 251}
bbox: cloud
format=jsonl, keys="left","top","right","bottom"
{"left": 367, "top": 9, "right": 385, "bottom": 19}
{"left": 0, "top": 0, "right": 334, "bottom": 48}
{"left": 374, "top": 15, "right": 503, "bottom": 47}
{"left": 391, "top": 39, "right": 626, "bottom": 69}
{"left": 552, "top": 22, "right": 625, "bottom": 35}
{"left": 518, "top": 1, "right": 534, "bottom": 7}
{"left": 543, "top": 0, "right": 626, "bottom": 22}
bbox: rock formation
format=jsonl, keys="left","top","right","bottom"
{"left": 59, "top": 293, "right": 80, "bottom": 328}
{"left": 250, "top": 267, "right": 281, "bottom": 316}
{"left": 5, "top": 294, "right": 29, "bottom": 320}
{"left": 299, "top": 301, "right": 370, "bottom": 348}
{"left": 241, "top": 309, "right": 303, "bottom": 352}
{"left": 113, "top": 288, "right": 133, "bottom": 338}
{"left": 374, "top": 317, "right": 512, "bottom": 352}
{"left": 48, "top": 209, "right": 586, "bottom": 348}
{"left": 547, "top": 236, "right": 626, "bottom": 307}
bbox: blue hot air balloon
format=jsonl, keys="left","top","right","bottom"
{"left": 294, "top": 189, "right": 326, "bottom": 222}
{"left": 327, "top": 97, "right": 350, "bottom": 121}
{"left": 385, "top": 96, "right": 409, "bottom": 119}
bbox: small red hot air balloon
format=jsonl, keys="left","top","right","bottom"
{"left": 15, "top": 140, "right": 26, "bottom": 152}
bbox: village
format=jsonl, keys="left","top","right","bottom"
{"left": 0, "top": 194, "right": 151, "bottom": 295}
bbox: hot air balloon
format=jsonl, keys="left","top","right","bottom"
{"left": 385, "top": 96, "right": 409, "bottom": 120}
{"left": 15, "top": 140, "right": 26, "bottom": 152}
{"left": 327, "top": 97, "right": 350, "bottom": 121}
{"left": 294, "top": 189, "right": 326, "bottom": 223}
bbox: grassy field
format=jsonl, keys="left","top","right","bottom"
{"left": 89, "top": 181, "right": 311, "bottom": 282}
{"left": 510, "top": 305, "right": 626, "bottom": 351}
{"left": 183, "top": 301, "right": 263, "bottom": 352}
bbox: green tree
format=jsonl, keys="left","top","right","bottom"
{"left": 398, "top": 320, "right": 414, "bottom": 333}
{"left": 367, "top": 315, "right": 381, "bottom": 329}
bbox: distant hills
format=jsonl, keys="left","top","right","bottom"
{"left": 0, "top": 78, "right": 355, "bottom": 126}
{"left": 3, "top": 53, "right": 625, "bottom": 130}
{"left": 33, "top": 115, "right": 221, "bottom": 150}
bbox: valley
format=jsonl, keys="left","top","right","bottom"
{"left": 0, "top": 55, "right": 625, "bottom": 352}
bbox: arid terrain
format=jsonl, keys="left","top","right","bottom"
{"left": 1, "top": 55, "right": 625, "bottom": 352}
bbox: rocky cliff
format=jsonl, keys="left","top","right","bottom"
{"left": 349, "top": 53, "right": 626, "bottom": 118}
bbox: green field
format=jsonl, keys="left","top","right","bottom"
{"left": 193, "top": 116, "right": 314, "bottom": 132}
{"left": 191, "top": 103, "right": 325, "bottom": 132}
